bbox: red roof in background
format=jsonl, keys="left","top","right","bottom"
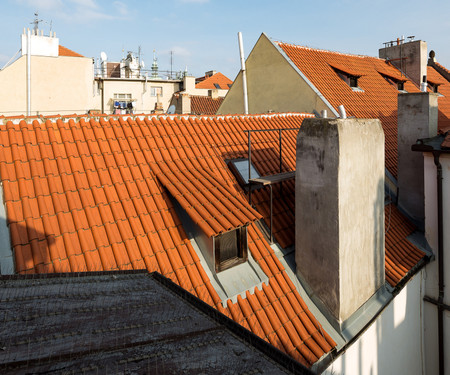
{"left": 428, "top": 66, "right": 450, "bottom": 130}
{"left": 276, "top": 42, "right": 423, "bottom": 178}
{"left": 196, "top": 72, "right": 233, "bottom": 90}
{"left": 59, "top": 45, "right": 84, "bottom": 57}
{"left": 191, "top": 95, "right": 224, "bottom": 115}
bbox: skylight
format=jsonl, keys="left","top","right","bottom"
{"left": 228, "top": 159, "right": 261, "bottom": 185}
{"left": 214, "top": 83, "right": 221, "bottom": 89}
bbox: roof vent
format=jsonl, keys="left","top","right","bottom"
{"left": 338, "top": 105, "right": 347, "bottom": 119}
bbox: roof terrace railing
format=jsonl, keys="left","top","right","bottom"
{"left": 244, "top": 127, "right": 301, "bottom": 244}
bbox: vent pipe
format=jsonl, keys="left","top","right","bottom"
{"left": 338, "top": 105, "right": 346, "bottom": 119}
{"left": 238, "top": 32, "right": 249, "bottom": 115}
{"left": 27, "top": 28, "right": 31, "bottom": 116}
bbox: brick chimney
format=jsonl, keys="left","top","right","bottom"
{"left": 397, "top": 92, "right": 438, "bottom": 225}
{"left": 296, "top": 118, "right": 385, "bottom": 326}
{"left": 379, "top": 39, "right": 427, "bottom": 86}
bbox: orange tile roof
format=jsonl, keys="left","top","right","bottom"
{"left": 59, "top": 45, "right": 84, "bottom": 57}
{"left": 276, "top": 42, "right": 423, "bottom": 178}
{"left": 0, "top": 114, "right": 336, "bottom": 367}
{"left": 384, "top": 204, "right": 425, "bottom": 285}
{"left": 191, "top": 95, "right": 224, "bottom": 115}
{"left": 196, "top": 72, "right": 233, "bottom": 90}
{"left": 428, "top": 66, "right": 450, "bottom": 130}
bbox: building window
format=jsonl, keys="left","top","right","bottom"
{"left": 381, "top": 74, "right": 407, "bottom": 92}
{"left": 114, "top": 93, "right": 132, "bottom": 100}
{"left": 428, "top": 83, "right": 439, "bottom": 93}
{"left": 151, "top": 86, "right": 163, "bottom": 97}
{"left": 113, "top": 93, "right": 134, "bottom": 114}
{"left": 214, "top": 227, "right": 248, "bottom": 272}
{"left": 333, "top": 68, "right": 362, "bottom": 91}
{"left": 214, "top": 83, "right": 221, "bottom": 89}
{"left": 227, "top": 158, "right": 261, "bottom": 186}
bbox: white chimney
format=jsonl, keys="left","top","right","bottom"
{"left": 21, "top": 28, "right": 59, "bottom": 57}
{"left": 296, "top": 118, "right": 385, "bottom": 325}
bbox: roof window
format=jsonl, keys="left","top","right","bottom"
{"left": 214, "top": 83, "right": 221, "bottom": 89}
{"left": 214, "top": 227, "right": 248, "bottom": 272}
{"left": 380, "top": 73, "right": 407, "bottom": 92}
{"left": 332, "top": 67, "right": 363, "bottom": 91}
{"left": 428, "top": 82, "right": 440, "bottom": 94}
{"left": 228, "top": 158, "right": 261, "bottom": 186}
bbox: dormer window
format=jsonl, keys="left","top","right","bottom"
{"left": 214, "top": 227, "right": 248, "bottom": 272}
{"left": 428, "top": 82, "right": 439, "bottom": 93}
{"left": 380, "top": 72, "right": 407, "bottom": 92}
{"left": 331, "top": 66, "right": 363, "bottom": 92}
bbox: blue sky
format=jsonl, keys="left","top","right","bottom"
{"left": 2, "top": 0, "right": 450, "bottom": 80}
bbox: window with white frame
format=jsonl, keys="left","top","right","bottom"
{"left": 151, "top": 86, "right": 163, "bottom": 97}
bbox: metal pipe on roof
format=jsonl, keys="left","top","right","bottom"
{"left": 27, "top": 28, "right": 31, "bottom": 116}
{"left": 338, "top": 105, "right": 346, "bottom": 119}
{"left": 238, "top": 32, "right": 249, "bottom": 115}
{"left": 433, "top": 152, "right": 444, "bottom": 375}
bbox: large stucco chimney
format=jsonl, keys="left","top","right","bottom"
{"left": 379, "top": 39, "right": 427, "bottom": 86}
{"left": 397, "top": 92, "right": 438, "bottom": 225}
{"left": 296, "top": 118, "right": 385, "bottom": 326}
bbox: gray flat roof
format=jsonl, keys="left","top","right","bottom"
{"left": 0, "top": 271, "right": 312, "bottom": 375}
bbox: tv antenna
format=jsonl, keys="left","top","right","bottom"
{"left": 31, "top": 12, "right": 43, "bottom": 33}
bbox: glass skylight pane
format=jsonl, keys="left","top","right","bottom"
{"left": 232, "top": 160, "right": 260, "bottom": 183}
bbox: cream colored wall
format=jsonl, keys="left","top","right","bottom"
{"left": 97, "top": 79, "right": 181, "bottom": 113}
{"left": 218, "top": 33, "right": 333, "bottom": 115}
{"left": 0, "top": 54, "right": 94, "bottom": 116}
{"left": 190, "top": 88, "right": 229, "bottom": 98}
{"left": 324, "top": 272, "right": 425, "bottom": 375}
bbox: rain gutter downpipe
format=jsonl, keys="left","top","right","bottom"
{"left": 433, "top": 151, "right": 444, "bottom": 375}
{"left": 238, "top": 32, "right": 249, "bottom": 115}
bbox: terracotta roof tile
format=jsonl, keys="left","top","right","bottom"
{"left": 0, "top": 113, "right": 336, "bottom": 367}
{"left": 442, "top": 132, "right": 450, "bottom": 148}
{"left": 58, "top": 45, "right": 84, "bottom": 57}
{"left": 196, "top": 72, "right": 233, "bottom": 90}
{"left": 0, "top": 112, "right": 427, "bottom": 366}
{"left": 276, "top": 41, "right": 423, "bottom": 178}
{"left": 427, "top": 66, "right": 450, "bottom": 130}
{"left": 191, "top": 95, "right": 224, "bottom": 115}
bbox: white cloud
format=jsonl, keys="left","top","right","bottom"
{"left": 15, "top": 0, "right": 63, "bottom": 10}
{"left": 69, "top": 0, "right": 98, "bottom": 8}
{"left": 113, "top": 1, "right": 128, "bottom": 16}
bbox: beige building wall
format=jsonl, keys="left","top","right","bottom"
{"left": 95, "top": 78, "right": 181, "bottom": 114}
{"left": 0, "top": 54, "right": 94, "bottom": 116}
{"left": 218, "top": 33, "right": 334, "bottom": 115}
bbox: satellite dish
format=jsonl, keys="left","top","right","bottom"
{"left": 100, "top": 51, "right": 107, "bottom": 62}
{"left": 167, "top": 105, "right": 176, "bottom": 114}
